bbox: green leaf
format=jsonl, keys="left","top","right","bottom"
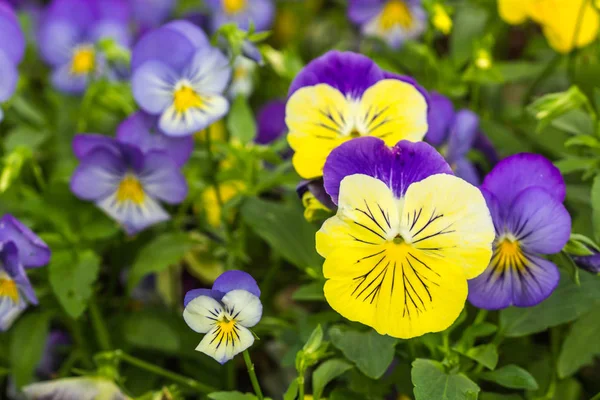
{"left": 411, "top": 359, "right": 480, "bottom": 400}
{"left": 450, "top": 4, "right": 488, "bottom": 66}
{"left": 227, "top": 96, "right": 256, "bottom": 144}
{"left": 480, "top": 394, "right": 522, "bottom": 400}
{"left": 127, "top": 233, "right": 195, "bottom": 292}
{"left": 283, "top": 380, "right": 298, "bottom": 400}
{"left": 303, "top": 324, "right": 324, "bottom": 353}
{"left": 10, "top": 311, "right": 51, "bottom": 387}
{"left": 49, "top": 249, "right": 100, "bottom": 319}
{"left": 481, "top": 365, "right": 538, "bottom": 390}
{"left": 312, "top": 359, "right": 353, "bottom": 400}
{"left": 500, "top": 271, "right": 600, "bottom": 337}
{"left": 465, "top": 344, "right": 499, "bottom": 370}
{"left": 292, "top": 282, "right": 325, "bottom": 301}
{"left": 496, "top": 62, "right": 545, "bottom": 83}
{"left": 555, "top": 157, "right": 597, "bottom": 175}
{"left": 592, "top": 175, "right": 600, "bottom": 242}
{"left": 329, "top": 327, "right": 397, "bottom": 379}
{"left": 241, "top": 197, "right": 322, "bottom": 270}
{"left": 208, "top": 392, "right": 259, "bottom": 400}
{"left": 558, "top": 307, "right": 600, "bottom": 378}
{"left": 4, "top": 126, "right": 49, "bottom": 152}
{"left": 123, "top": 312, "right": 181, "bottom": 353}
{"left": 551, "top": 109, "right": 595, "bottom": 136}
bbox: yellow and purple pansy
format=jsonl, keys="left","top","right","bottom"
{"left": 348, "top": 0, "right": 426, "bottom": 48}
{"left": 468, "top": 154, "right": 571, "bottom": 309}
{"left": 317, "top": 137, "right": 495, "bottom": 338}
{"left": 183, "top": 270, "right": 262, "bottom": 364}
{"left": 286, "top": 51, "right": 429, "bottom": 179}
{"left": 205, "top": 0, "right": 275, "bottom": 32}
{"left": 70, "top": 134, "right": 188, "bottom": 235}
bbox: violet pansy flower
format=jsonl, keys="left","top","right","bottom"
{"left": 286, "top": 51, "right": 429, "bottom": 179}
{"left": 0, "top": 214, "right": 50, "bottom": 331}
{"left": 0, "top": 1, "right": 25, "bottom": 121}
{"left": 131, "top": 20, "right": 232, "bottom": 137}
{"left": 348, "top": 0, "right": 426, "bottom": 48}
{"left": 468, "top": 154, "right": 571, "bottom": 309}
{"left": 116, "top": 111, "right": 194, "bottom": 167}
{"left": 205, "top": 0, "right": 275, "bottom": 32}
{"left": 183, "top": 270, "right": 262, "bottom": 364}
{"left": 37, "top": 0, "right": 132, "bottom": 94}
{"left": 70, "top": 135, "right": 188, "bottom": 235}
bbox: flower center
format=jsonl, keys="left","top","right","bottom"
{"left": 70, "top": 45, "right": 96, "bottom": 75}
{"left": 0, "top": 277, "right": 19, "bottom": 303}
{"left": 494, "top": 236, "right": 527, "bottom": 272}
{"left": 217, "top": 317, "right": 237, "bottom": 334}
{"left": 379, "top": 0, "right": 413, "bottom": 30}
{"left": 116, "top": 175, "right": 145, "bottom": 205}
{"left": 173, "top": 85, "right": 203, "bottom": 114}
{"left": 223, "top": 0, "right": 246, "bottom": 14}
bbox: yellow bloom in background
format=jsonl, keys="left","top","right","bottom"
{"left": 498, "top": 0, "right": 600, "bottom": 53}
{"left": 432, "top": 4, "right": 453, "bottom": 35}
{"left": 317, "top": 138, "right": 494, "bottom": 339}
{"left": 201, "top": 181, "right": 246, "bottom": 227}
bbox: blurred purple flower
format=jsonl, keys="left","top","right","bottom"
{"left": 256, "top": 100, "right": 286, "bottom": 145}
{"left": 130, "top": 0, "right": 175, "bottom": 31}
{"left": 37, "top": 331, "right": 70, "bottom": 378}
{"left": 70, "top": 135, "right": 188, "bottom": 235}
{"left": 131, "top": 21, "right": 231, "bottom": 137}
{"left": 348, "top": 0, "right": 426, "bottom": 48}
{"left": 37, "top": 0, "right": 132, "bottom": 94}
{"left": 116, "top": 111, "right": 194, "bottom": 167}
{"left": 469, "top": 154, "right": 571, "bottom": 309}
{"left": 0, "top": 1, "right": 25, "bottom": 121}
{"left": 205, "top": 0, "right": 275, "bottom": 32}
{"left": 425, "top": 91, "right": 498, "bottom": 185}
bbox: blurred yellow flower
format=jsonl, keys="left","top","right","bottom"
{"left": 301, "top": 191, "right": 332, "bottom": 222}
{"left": 201, "top": 181, "right": 246, "bottom": 227}
{"left": 432, "top": 4, "right": 452, "bottom": 35}
{"left": 498, "top": 0, "right": 600, "bottom": 53}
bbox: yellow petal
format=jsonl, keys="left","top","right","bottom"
{"left": 401, "top": 174, "right": 495, "bottom": 279}
{"left": 358, "top": 79, "right": 428, "bottom": 146}
{"left": 498, "top": 0, "right": 533, "bottom": 24}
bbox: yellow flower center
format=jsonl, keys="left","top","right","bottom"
{"left": 223, "top": 0, "right": 246, "bottom": 14}
{"left": 494, "top": 237, "right": 527, "bottom": 272}
{"left": 116, "top": 175, "right": 145, "bottom": 205}
{"left": 70, "top": 46, "right": 96, "bottom": 75}
{"left": 0, "top": 278, "right": 19, "bottom": 303}
{"left": 173, "top": 85, "right": 203, "bottom": 114}
{"left": 217, "top": 317, "right": 237, "bottom": 334}
{"left": 379, "top": 0, "right": 414, "bottom": 31}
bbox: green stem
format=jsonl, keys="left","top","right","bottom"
{"left": 474, "top": 309, "right": 488, "bottom": 325}
{"left": 243, "top": 350, "right": 264, "bottom": 400}
{"left": 113, "top": 350, "right": 216, "bottom": 394}
{"left": 206, "top": 125, "right": 224, "bottom": 209}
{"left": 298, "top": 375, "right": 305, "bottom": 400}
{"left": 522, "top": 54, "right": 563, "bottom": 107}
{"left": 567, "top": 0, "right": 590, "bottom": 79}
{"left": 88, "top": 298, "right": 112, "bottom": 351}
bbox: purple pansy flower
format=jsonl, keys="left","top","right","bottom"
{"left": 287, "top": 51, "right": 429, "bottom": 179}
{"left": 70, "top": 134, "right": 188, "bottom": 235}
{"left": 571, "top": 251, "right": 600, "bottom": 273}
{"left": 256, "top": 100, "right": 286, "bottom": 145}
{"left": 37, "top": 0, "right": 132, "bottom": 94}
{"left": 116, "top": 111, "right": 194, "bottom": 167}
{"left": 205, "top": 0, "right": 275, "bottom": 33}
{"left": 0, "top": 1, "right": 25, "bottom": 121}
{"left": 130, "top": 0, "right": 175, "bottom": 31}
{"left": 0, "top": 214, "right": 51, "bottom": 268}
{"left": 348, "top": 0, "right": 426, "bottom": 48}
{"left": 0, "top": 241, "right": 39, "bottom": 331}
{"left": 131, "top": 20, "right": 231, "bottom": 137}
{"left": 468, "top": 154, "right": 572, "bottom": 309}
{"left": 183, "top": 270, "right": 262, "bottom": 364}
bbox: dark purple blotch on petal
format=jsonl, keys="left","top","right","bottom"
{"left": 296, "top": 179, "right": 337, "bottom": 211}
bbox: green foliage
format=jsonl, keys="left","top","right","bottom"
{"left": 558, "top": 307, "right": 600, "bottom": 378}
{"left": 228, "top": 96, "right": 257, "bottom": 144}
{"left": 480, "top": 365, "right": 538, "bottom": 390}
{"left": 312, "top": 359, "right": 353, "bottom": 400}
{"left": 9, "top": 311, "right": 51, "bottom": 388}
{"left": 411, "top": 359, "right": 480, "bottom": 400}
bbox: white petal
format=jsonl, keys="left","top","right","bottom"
{"left": 96, "top": 192, "right": 170, "bottom": 235}
{"left": 0, "top": 297, "right": 26, "bottom": 331}
{"left": 22, "top": 377, "right": 126, "bottom": 400}
{"left": 132, "top": 61, "right": 177, "bottom": 114}
{"left": 158, "top": 95, "right": 229, "bottom": 137}
{"left": 196, "top": 323, "right": 254, "bottom": 364}
{"left": 183, "top": 295, "right": 224, "bottom": 334}
{"left": 184, "top": 47, "right": 231, "bottom": 94}
{"left": 222, "top": 289, "right": 262, "bottom": 328}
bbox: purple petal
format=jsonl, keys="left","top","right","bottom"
{"left": 288, "top": 51, "right": 385, "bottom": 98}
{"left": 89, "top": 20, "right": 132, "bottom": 48}
{"left": 323, "top": 137, "right": 452, "bottom": 204}
{"left": 72, "top": 134, "right": 119, "bottom": 160}
{"left": 51, "top": 63, "right": 89, "bottom": 94}
{"left": 183, "top": 288, "right": 225, "bottom": 307}
{"left": 467, "top": 262, "right": 513, "bottom": 310}
{"left": 212, "top": 270, "right": 261, "bottom": 298}
{"left": 90, "top": 0, "right": 131, "bottom": 22}
{"left": 446, "top": 109, "right": 479, "bottom": 163}
{"left": 424, "top": 91, "right": 454, "bottom": 146}
{"left": 482, "top": 153, "right": 566, "bottom": 207}
{"left": 116, "top": 111, "right": 193, "bottom": 167}
{"left": 139, "top": 151, "right": 188, "bottom": 204}
{"left": 1, "top": 241, "right": 37, "bottom": 303}
{"left": 130, "top": 0, "right": 175, "bottom": 26}
{"left": 572, "top": 252, "right": 600, "bottom": 273}
{"left": 131, "top": 20, "right": 208, "bottom": 72}
{"left": 296, "top": 179, "right": 337, "bottom": 210}
{"left": 0, "top": 1, "right": 25, "bottom": 64}
{"left": 131, "top": 60, "right": 176, "bottom": 114}
{"left": 453, "top": 158, "right": 480, "bottom": 186}
{"left": 348, "top": 0, "right": 383, "bottom": 25}
{"left": 480, "top": 189, "right": 503, "bottom": 236}
{"left": 506, "top": 187, "right": 571, "bottom": 254}
{"left": 255, "top": 100, "right": 286, "bottom": 145}
{"left": 0, "top": 50, "right": 18, "bottom": 102}
{"left": 0, "top": 217, "right": 50, "bottom": 269}
{"left": 70, "top": 147, "right": 124, "bottom": 201}
{"left": 37, "top": 20, "right": 82, "bottom": 66}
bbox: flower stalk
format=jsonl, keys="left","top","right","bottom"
{"left": 243, "top": 350, "right": 264, "bottom": 400}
